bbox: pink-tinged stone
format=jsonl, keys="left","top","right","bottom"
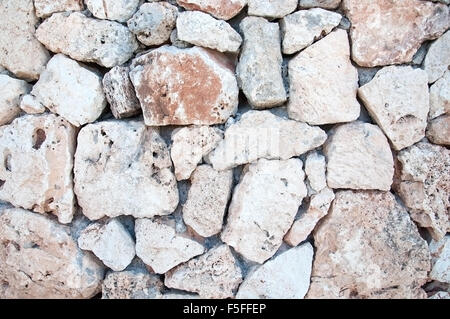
{"left": 427, "top": 115, "right": 450, "bottom": 146}
{"left": 177, "top": 0, "right": 246, "bottom": 20}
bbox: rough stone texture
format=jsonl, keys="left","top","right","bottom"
{"left": 0, "top": 75, "right": 30, "bottom": 126}
{"left": 135, "top": 218, "right": 204, "bottom": 274}
{"left": 78, "top": 219, "right": 136, "bottom": 271}
{"left": 427, "top": 115, "right": 450, "bottom": 146}
{"left": 30, "top": 54, "right": 106, "bottom": 127}
{"left": 324, "top": 121, "right": 394, "bottom": 191}
{"left": 127, "top": 2, "right": 178, "bottom": 46}
{"left": 430, "top": 291, "right": 450, "bottom": 299}
{"left": 236, "top": 243, "right": 314, "bottom": 299}
{"left": 103, "top": 66, "right": 141, "bottom": 119}
{"left": 429, "top": 235, "right": 450, "bottom": 283}
{"left": 393, "top": 141, "right": 450, "bottom": 241}
{"left": 307, "top": 191, "right": 431, "bottom": 299}
{"left": 207, "top": 110, "right": 327, "bottom": 171}
{"left": 0, "top": 207, "right": 104, "bottom": 298}
{"left": 183, "top": 165, "right": 233, "bottom": 237}
{"left": 34, "top": 0, "right": 84, "bottom": 18}
{"left": 248, "top": 0, "right": 297, "bottom": 19}
{"left": 305, "top": 152, "right": 327, "bottom": 193}
{"left": 86, "top": 0, "right": 139, "bottom": 22}
{"left": 19, "top": 95, "right": 46, "bottom": 115}
{"left": 358, "top": 66, "right": 430, "bottom": 151}
{"left": 429, "top": 71, "right": 450, "bottom": 120}
{"left": 284, "top": 187, "right": 335, "bottom": 246}
{"left": 0, "top": 0, "right": 50, "bottom": 80}
{"left": 0, "top": 114, "right": 76, "bottom": 224}
{"left": 280, "top": 8, "right": 342, "bottom": 54}
{"left": 287, "top": 30, "right": 360, "bottom": 125}
{"left": 165, "top": 244, "right": 243, "bottom": 298}
{"left": 299, "top": 0, "right": 342, "bottom": 9}
{"left": 424, "top": 31, "right": 450, "bottom": 83}
{"left": 102, "top": 269, "right": 164, "bottom": 299}
{"left": 177, "top": 11, "right": 242, "bottom": 54}
{"left": 342, "top": 0, "right": 450, "bottom": 67}
{"left": 129, "top": 46, "right": 238, "bottom": 126}
{"left": 170, "top": 29, "right": 193, "bottom": 48}
{"left": 221, "top": 158, "right": 307, "bottom": 264}
{"left": 36, "top": 12, "right": 138, "bottom": 68}
{"left": 237, "top": 17, "right": 287, "bottom": 109}
{"left": 74, "top": 120, "right": 179, "bottom": 220}
{"left": 177, "top": 0, "right": 246, "bottom": 20}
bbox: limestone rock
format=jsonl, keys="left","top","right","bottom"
{"left": 427, "top": 115, "right": 450, "bottom": 146}
{"left": 0, "top": 114, "right": 76, "bottom": 224}
{"left": 393, "top": 141, "right": 450, "bottom": 241}
{"left": 430, "top": 291, "right": 450, "bottom": 299}
{"left": 135, "top": 218, "right": 204, "bottom": 274}
{"left": 103, "top": 66, "right": 141, "bottom": 119}
{"left": 221, "top": 158, "right": 307, "bottom": 263}
{"left": 0, "top": 75, "right": 30, "bottom": 126}
{"left": 307, "top": 191, "right": 431, "bottom": 299}
{"left": 78, "top": 219, "right": 136, "bottom": 271}
{"left": 342, "top": 0, "right": 449, "bottom": 67}
{"left": 299, "top": 0, "right": 342, "bottom": 9}
{"left": 207, "top": 110, "right": 327, "bottom": 171}
{"left": 324, "top": 121, "right": 394, "bottom": 191}
{"left": 424, "top": 31, "right": 450, "bottom": 83}
{"left": 429, "top": 71, "right": 450, "bottom": 120}
{"left": 358, "top": 66, "right": 429, "bottom": 151}
{"left": 177, "top": 11, "right": 242, "bottom": 54}
{"left": 0, "top": 207, "right": 104, "bottom": 298}
{"left": 236, "top": 243, "right": 314, "bottom": 299}
{"left": 86, "top": 0, "right": 140, "bottom": 22}
{"left": 165, "top": 244, "right": 242, "bottom": 298}
{"left": 30, "top": 54, "right": 106, "bottom": 127}
{"left": 305, "top": 152, "right": 327, "bottom": 193}
{"left": 74, "top": 120, "right": 179, "bottom": 220}
{"left": 19, "top": 95, "right": 46, "bottom": 115}
{"left": 34, "top": 0, "right": 84, "bottom": 18}
{"left": 287, "top": 29, "right": 360, "bottom": 125}
{"left": 129, "top": 46, "right": 238, "bottom": 126}
{"left": 0, "top": 0, "right": 50, "bottom": 80}
{"left": 280, "top": 8, "right": 342, "bottom": 54}
{"left": 36, "top": 12, "right": 138, "bottom": 68}
{"left": 183, "top": 165, "right": 233, "bottom": 237}
{"left": 429, "top": 236, "right": 450, "bottom": 283}
{"left": 170, "top": 29, "right": 193, "bottom": 48}
{"left": 102, "top": 269, "right": 164, "bottom": 299}
{"left": 248, "top": 0, "right": 297, "bottom": 19}
{"left": 127, "top": 2, "right": 178, "bottom": 46}
{"left": 177, "top": 0, "right": 246, "bottom": 20}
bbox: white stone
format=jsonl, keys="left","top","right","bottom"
{"left": 177, "top": 0, "right": 247, "bottom": 20}
{"left": 429, "top": 291, "right": 450, "bottom": 299}
{"left": 424, "top": 30, "right": 450, "bottom": 83}
{"left": 86, "top": 0, "right": 140, "bottom": 22}
{"left": 102, "top": 269, "right": 164, "bottom": 299}
{"left": 34, "top": 0, "right": 84, "bottom": 18}
{"left": 299, "top": 0, "right": 342, "bottom": 9}
{"left": 19, "top": 95, "right": 46, "bottom": 115}
{"left": 429, "top": 71, "right": 450, "bottom": 120}
{"left": 248, "top": 0, "right": 297, "bottom": 19}
{"left": 0, "top": 75, "right": 30, "bottom": 126}
{"left": 429, "top": 235, "right": 450, "bottom": 283}
{"left": 304, "top": 152, "right": 327, "bottom": 193}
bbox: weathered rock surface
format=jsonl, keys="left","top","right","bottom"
{"left": 280, "top": 8, "right": 342, "bottom": 54}
{"left": 0, "top": 0, "right": 50, "bottom": 80}
{"left": 429, "top": 71, "right": 450, "bottom": 120}
{"left": 299, "top": 0, "right": 341, "bottom": 9}
{"left": 177, "top": 11, "right": 242, "bottom": 53}
{"left": 129, "top": 46, "right": 238, "bottom": 126}
{"left": 183, "top": 165, "right": 233, "bottom": 237}
{"left": 342, "top": 0, "right": 450, "bottom": 67}
{"left": 287, "top": 30, "right": 360, "bottom": 125}
{"left": 0, "top": 75, "right": 30, "bottom": 126}
{"left": 30, "top": 54, "right": 106, "bottom": 127}
{"left": 34, "top": 0, "right": 84, "bottom": 18}
{"left": 19, "top": 95, "right": 46, "bottom": 115}
{"left": 427, "top": 115, "right": 450, "bottom": 146}
{"left": 237, "top": 17, "right": 286, "bottom": 109}
{"left": 237, "top": 243, "right": 314, "bottom": 299}
{"left": 429, "top": 235, "right": 450, "bottom": 283}
{"left": 358, "top": 66, "right": 430, "bottom": 151}
{"left": 165, "top": 244, "right": 242, "bottom": 298}
{"left": 0, "top": 207, "right": 104, "bottom": 298}
{"left": 127, "top": 2, "right": 178, "bottom": 46}
{"left": 221, "top": 159, "right": 307, "bottom": 263}
{"left": 324, "top": 121, "right": 394, "bottom": 191}
{"left": 0, "top": 114, "right": 76, "bottom": 224}
{"left": 86, "top": 0, "right": 139, "bottom": 22}
{"left": 170, "top": 28, "right": 193, "bottom": 48}
{"left": 248, "top": 0, "right": 297, "bottom": 19}
{"left": 305, "top": 152, "right": 327, "bottom": 193}
{"left": 177, "top": 0, "right": 246, "bottom": 20}
{"left": 424, "top": 31, "right": 450, "bottom": 83}
{"left": 36, "top": 12, "right": 138, "bottom": 68}
{"left": 393, "top": 141, "right": 449, "bottom": 241}
{"left": 74, "top": 120, "right": 179, "bottom": 220}
{"left": 102, "top": 269, "right": 164, "bottom": 299}
{"left": 207, "top": 110, "right": 327, "bottom": 171}
{"left": 307, "top": 191, "right": 430, "bottom": 299}
{"left": 430, "top": 291, "right": 450, "bottom": 299}
{"left": 78, "top": 219, "right": 136, "bottom": 271}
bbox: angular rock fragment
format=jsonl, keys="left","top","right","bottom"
{"left": 427, "top": 115, "right": 450, "bottom": 146}
{"left": 129, "top": 46, "right": 238, "bottom": 126}
{"left": 307, "top": 191, "right": 431, "bottom": 299}
{"left": 287, "top": 29, "right": 360, "bottom": 125}
{"left": 299, "top": 0, "right": 342, "bottom": 9}
{"left": 19, "top": 95, "right": 46, "bottom": 115}
{"left": 74, "top": 120, "right": 179, "bottom": 220}
{"left": 424, "top": 31, "right": 450, "bottom": 83}
{"left": 429, "top": 71, "right": 450, "bottom": 120}
{"left": 102, "top": 269, "right": 164, "bottom": 299}
{"left": 305, "top": 152, "right": 327, "bottom": 193}
{"left": 324, "top": 121, "right": 394, "bottom": 191}
{"left": 429, "top": 291, "right": 450, "bottom": 299}
{"left": 165, "top": 244, "right": 242, "bottom": 298}
{"left": 177, "top": 0, "right": 246, "bottom": 20}
{"left": 429, "top": 235, "right": 450, "bottom": 284}
{"left": 0, "top": 75, "right": 30, "bottom": 126}
{"left": 34, "top": 0, "right": 84, "bottom": 18}
{"left": 237, "top": 17, "right": 286, "bottom": 109}
{"left": 86, "top": 0, "right": 139, "bottom": 22}
{"left": 247, "top": 0, "right": 297, "bottom": 19}
{"left": 170, "top": 29, "right": 193, "bottom": 48}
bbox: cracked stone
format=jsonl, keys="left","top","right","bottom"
{"left": 86, "top": 0, "right": 140, "bottom": 22}
{"left": 424, "top": 30, "right": 450, "bottom": 83}
{"left": 0, "top": 75, "right": 30, "bottom": 126}
{"left": 304, "top": 151, "right": 327, "bottom": 193}
{"left": 429, "top": 235, "right": 450, "bottom": 284}
{"left": 34, "top": 0, "right": 84, "bottom": 18}
{"left": 19, "top": 95, "right": 46, "bottom": 115}
{"left": 177, "top": 0, "right": 246, "bottom": 20}
{"left": 429, "top": 71, "right": 450, "bottom": 120}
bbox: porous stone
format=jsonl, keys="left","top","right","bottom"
{"left": 307, "top": 191, "right": 431, "bottom": 299}
{"left": 342, "top": 0, "right": 450, "bottom": 67}
{"left": 86, "top": 0, "right": 140, "bottom": 22}
{"left": 247, "top": 0, "right": 297, "bottom": 19}
{"left": 0, "top": 114, "right": 76, "bottom": 224}
{"left": 236, "top": 243, "right": 314, "bottom": 299}
{"left": 102, "top": 269, "right": 164, "bottom": 299}
{"left": 30, "top": 54, "right": 106, "bottom": 127}
{"left": 324, "top": 121, "right": 394, "bottom": 191}
{"left": 424, "top": 31, "right": 450, "bottom": 83}
{"left": 177, "top": 0, "right": 246, "bottom": 20}
{"left": 280, "top": 8, "right": 342, "bottom": 54}
{"left": 34, "top": 0, "right": 84, "bottom": 18}
{"left": 0, "top": 0, "right": 50, "bottom": 80}
{"left": 129, "top": 46, "right": 238, "bottom": 126}
{"left": 299, "top": 0, "right": 342, "bottom": 9}
{"left": 0, "top": 207, "right": 104, "bottom": 298}
{"left": 221, "top": 158, "right": 307, "bottom": 264}
{"left": 207, "top": 110, "right": 327, "bottom": 171}
{"left": 36, "top": 12, "right": 138, "bottom": 68}
{"left": 358, "top": 66, "right": 430, "bottom": 151}
{"left": 74, "top": 120, "right": 179, "bottom": 220}
{"left": 427, "top": 115, "right": 450, "bottom": 146}
{"left": 305, "top": 152, "right": 327, "bottom": 193}
{"left": 429, "top": 71, "right": 450, "bottom": 120}
{"left": 429, "top": 235, "right": 450, "bottom": 283}
{"left": 0, "top": 75, "right": 30, "bottom": 126}
{"left": 236, "top": 17, "right": 287, "bottom": 109}
{"left": 19, "top": 95, "right": 46, "bottom": 115}
{"left": 165, "top": 244, "right": 243, "bottom": 298}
